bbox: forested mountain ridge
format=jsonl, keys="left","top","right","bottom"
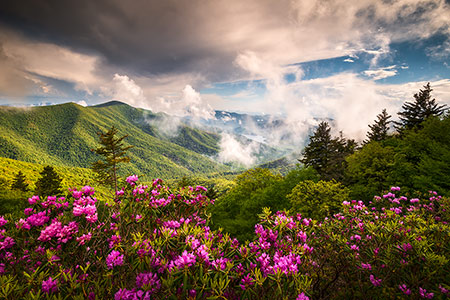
{"left": 0, "top": 101, "right": 229, "bottom": 179}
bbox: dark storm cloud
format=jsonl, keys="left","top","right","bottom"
{"left": 0, "top": 0, "right": 252, "bottom": 80}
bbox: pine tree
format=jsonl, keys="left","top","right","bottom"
{"left": 92, "top": 126, "right": 133, "bottom": 195}
{"left": 11, "top": 171, "right": 29, "bottom": 192}
{"left": 34, "top": 166, "right": 63, "bottom": 196}
{"left": 300, "top": 122, "right": 355, "bottom": 181}
{"left": 365, "top": 109, "right": 391, "bottom": 143}
{"left": 396, "top": 83, "right": 447, "bottom": 132}
{"left": 300, "top": 121, "right": 334, "bottom": 178}
{"left": 329, "top": 132, "right": 356, "bottom": 181}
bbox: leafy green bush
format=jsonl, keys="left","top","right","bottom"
{"left": 287, "top": 180, "right": 350, "bottom": 220}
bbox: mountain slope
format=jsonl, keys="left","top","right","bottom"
{"left": 0, "top": 102, "right": 229, "bottom": 179}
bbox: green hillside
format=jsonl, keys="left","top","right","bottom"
{"left": 0, "top": 156, "right": 112, "bottom": 215}
{"left": 0, "top": 157, "right": 105, "bottom": 192}
{"left": 170, "top": 126, "right": 221, "bottom": 156}
{"left": 0, "top": 101, "right": 229, "bottom": 180}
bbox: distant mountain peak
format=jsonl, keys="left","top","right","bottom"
{"left": 93, "top": 100, "right": 130, "bottom": 108}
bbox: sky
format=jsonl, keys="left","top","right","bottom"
{"left": 0, "top": 0, "right": 449, "bottom": 141}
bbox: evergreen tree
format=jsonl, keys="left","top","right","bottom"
{"left": 35, "top": 166, "right": 63, "bottom": 196}
{"left": 329, "top": 132, "right": 356, "bottom": 181}
{"left": 92, "top": 126, "right": 133, "bottom": 195}
{"left": 11, "top": 171, "right": 29, "bottom": 192}
{"left": 365, "top": 109, "right": 391, "bottom": 143}
{"left": 300, "top": 122, "right": 355, "bottom": 181}
{"left": 396, "top": 83, "right": 447, "bottom": 132}
{"left": 300, "top": 121, "right": 334, "bottom": 178}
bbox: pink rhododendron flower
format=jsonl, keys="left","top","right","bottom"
{"left": 106, "top": 250, "right": 124, "bottom": 269}
{"left": 439, "top": 285, "right": 449, "bottom": 294}
{"left": 195, "top": 185, "right": 207, "bottom": 192}
{"left": 369, "top": 274, "right": 382, "bottom": 287}
{"left": 76, "top": 233, "right": 92, "bottom": 245}
{"left": 399, "top": 284, "right": 411, "bottom": 295}
{"left": 170, "top": 250, "right": 196, "bottom": 270}
{"left": 297, "top": 292, "right": 310, "bottom": 300}
{"left": 239, "top": 274, "right": 254, "bottom": 290}
{"left": 419, "top": 287, "right": 434, "bottom": 299}
{"left": 135, "top": 272, "right": 161, "bottom": 293}
{"left": 28, "top": 195, "right": 39, "bottom": 205}
{"left": 42, "top": 277, "right": 58, "bottom": 294}
{"left": 126, "top": 175, "right": 139, "bottom": 186}
{"left": 26, "top": 211, "right": 50, "bottom": 227}
{"left": 350, "top": 245, "right": 359, "bottom": 251}
{"left": 297, "top": 231, "right": 307, "bottom": 243}
{"left": 0, "top": 236, "right": 15, "bottom": 250}
{"left": 81, "top": 186, "right": 95, "bottom": 196}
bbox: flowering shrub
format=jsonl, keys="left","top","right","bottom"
{"left": 0, "top": 178, "right": 449, "bottom": 299}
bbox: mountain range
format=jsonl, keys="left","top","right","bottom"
{"left": 0, "top": 101, "right": 289, "bottom": 180}
{"left": 0, "top": 101, "right": 231, "bottom": 180}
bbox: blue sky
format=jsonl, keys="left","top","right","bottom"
{"left": 202, "top": 33, "right": 449, "bottom": 109}
{"left": 0, "top": 0, "right": 449, "bottom": 140}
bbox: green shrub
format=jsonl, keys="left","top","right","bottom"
{"left": 288, "top": 179, "right": 350, "bottom": 220}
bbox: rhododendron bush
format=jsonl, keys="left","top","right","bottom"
{"left": 0, "top": 177, "right": 449, "bottom": 299}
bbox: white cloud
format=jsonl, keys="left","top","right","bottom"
{"left": 218, "top": 133, "right": 258, "bottom": 166}
{"left": 364, "top": 65, "right": 398, "bottom": 80}
{"left": 344, "top": 58, "right": 354, "bottom": 63}
{"left": 75, "top": 100, "right": 88, "bottom": 107}
{"left": 180, "top": 85, "right": 216, "bottom": 120}
{"left": 149, "top": 84, "right": 216, "bottom": 120}
{"left": 110, "top": 74, "right": 147, "bottom": 108}
{"left": 426, "top": 39, "right": 450, "bottom": 60}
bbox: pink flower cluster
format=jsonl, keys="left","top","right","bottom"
{"left": 369, "top": 274, "right": 382, "bottom": 287}
{"left": 72, "top": 190, "right": 98, "bottom": 223}
{"left": 135, "top": 272, "right": 161, "bottom": 292}
{"left": 169, "top": 250, "right": 196, "bottom": 270}
{"left": 399, "top": 284, "right": 411, "bottom": 295}
{"left": 106, "top": 250, "right": 124, "bottom": 269}
{"left": 38, "top": 220, "right": 78, "bottom": 243}
{"left": 42, "top": 277, "right": 58, "bottom": 294}
{"left": 76, "top": 232, "right": 92, "bottom": 245}
{"left": 419, "top": 287, "right": 434, "bottom": 299}
{"left": 126, "top": 175, "right": 139, "bottom": 186}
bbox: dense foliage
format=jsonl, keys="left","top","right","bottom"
{"left": 210, "top": 167, "right": 319, "bottom": 241}
{"left": 287, "top": 180, "right": 350, "bottom": 220}
{"left": 346, "top": 116, "right": 450, "bottom": 199}
{"left": 0, "top": 178, "right": 448, "bottom": 299}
